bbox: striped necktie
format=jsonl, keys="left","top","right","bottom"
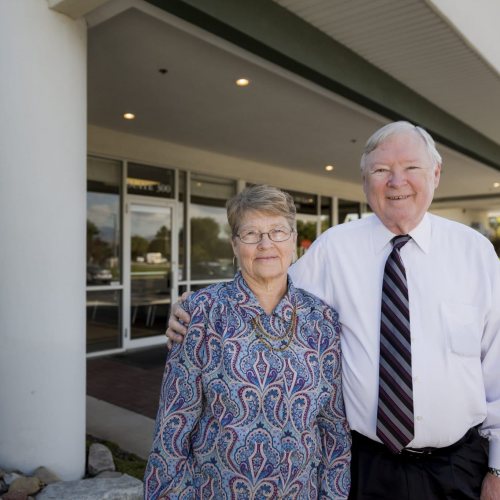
{"left": 376, "top": 234, "right": 414, "bottom": 453}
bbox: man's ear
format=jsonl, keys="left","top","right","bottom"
{"left": 434, "top": 163, "right": 442, "bottom": 188}
{"left": 362, "top": 172, "right": 368, "bottom": 196}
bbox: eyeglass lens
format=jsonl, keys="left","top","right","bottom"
{"left": 239, "top": 229, "right": 292, "bottom": 243}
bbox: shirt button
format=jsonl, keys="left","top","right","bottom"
{"left": 416, "top": 416, "right": 423, "bottom": 422}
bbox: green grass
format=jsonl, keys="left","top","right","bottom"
{"left": 86, "top": 435, "right": 147, "bottom": 480}
{"left": 131, "top": 263, "right": 169, "bottom": 273}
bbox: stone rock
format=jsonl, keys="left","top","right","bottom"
{"left": 2, "top": 490, "right": 29, "bottom": 500}
{"left": 3, "top": 472, "right": 23, "bottom": 486}
{"left": 33, "top": 467, "right": 61, "bottom": 486}
{"left": 87, "top": 443, "right": 115, "bottom": 476}
{"left": 96, "top": 471, "right": 123, "bottom": 479}
{"left": 36, "top": 474, "right": 143, "bottom": 499}
{"left": 9, "top": 476, "right": 42, "bottom": 495}
{"left": 1, "top": 478, "right": 9, "bottom": 494}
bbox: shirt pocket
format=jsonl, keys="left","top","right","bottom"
{"left": 441, "top": 302, "right": 482, "bottom": 358}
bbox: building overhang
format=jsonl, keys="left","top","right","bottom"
{"left": 145, "top": 0, "right": 500, "bottom": 172}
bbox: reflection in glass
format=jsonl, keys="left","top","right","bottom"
{"left": 87, "top": 157, "right": 121, "bottom": 285}
{"left": 287, "top": 190, "right": 318, "bottom": 257}
{"left": 338, "top": 198, "right": 362, "bottom": 224}
{"left": 130, "top": 204, "right": 172, "bottom": 339}
{"left": 190, "top": 175, "right": 235, "bottom": 281}
{"left": 87, "top": 290, "right": 121, "bottom": 352}
{"left": 321, "top": 196, "right": 332, "bottom": 233}
{"left": 295, "top": 215, "right": 316, "bottom": 257}
{"left": 489, "top": 215, "right": 500, "bottom": 257}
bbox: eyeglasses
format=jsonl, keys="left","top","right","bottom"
{"left": 236, "top": 228, "right": 294, "bottom": 244}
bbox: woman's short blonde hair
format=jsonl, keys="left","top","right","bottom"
{"left": 226, "top": 185, "right": 297, "bottom": 237}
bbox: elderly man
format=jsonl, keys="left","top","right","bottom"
{"left": 167, "top": 121, "right": 500, "bottom": 499}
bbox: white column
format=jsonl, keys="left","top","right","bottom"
{"left": 0, "top": 1, "right": 87, "bottom": 480}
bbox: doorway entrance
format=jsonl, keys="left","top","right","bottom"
{"left": 125, "top": 197, "right": 178, "bottom": 348}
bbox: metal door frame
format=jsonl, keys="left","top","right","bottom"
{"left": 123, "top": 195, "right": 178, "bottom": 349}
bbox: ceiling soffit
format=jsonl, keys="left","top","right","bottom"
{"left": 273, "top": 0, "right": 500, "bottom": 146}
{"left": 144, "top": 0, "right": 500, "bottom": 172}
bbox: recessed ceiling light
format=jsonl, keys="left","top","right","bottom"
{"left": 325, "top": 165, "right": 334, "bottom": 171}
{"left": 236, "top": 78, "right": 250, "bottom": 87}
{"left": 494, "top": 182, "right": 500, "bottom": 188}
{"left": 123, "top": 112, "right": 135, "bottom": 120}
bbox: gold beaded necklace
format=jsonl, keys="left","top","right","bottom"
{"left": 252, "top": 303, "right": 297, "bottom": 352}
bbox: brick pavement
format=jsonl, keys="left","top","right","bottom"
{"left": 87, "top": 346, "right": 168, "bottom": 419}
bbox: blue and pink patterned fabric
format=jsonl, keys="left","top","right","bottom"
{"left": 144, "top": 272, "right": 351, "bottom": 499}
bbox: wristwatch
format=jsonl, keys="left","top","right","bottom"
{"left": 488, "top": 467, "right": 500, "bottom": 478}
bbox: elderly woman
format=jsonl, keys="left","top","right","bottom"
{"left": 144, "top": 185, "right": 350, "bottom": 499}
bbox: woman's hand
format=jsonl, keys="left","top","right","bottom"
{"left": 165, "top": 292, "right": 192, "bottom": 348}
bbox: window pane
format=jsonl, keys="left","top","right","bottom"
{"left": 130, "top": 204, "right": 172, "bottom": 340}
{"left": 191, "top": 174, "right": 235, "bottom": 203}
{"left": 489, "top": 215, "right": 500, "bottom": 257}
{"left": 87, "top": 290, "right": 121, "bottom": 352}
{"left": 87, "top": 157, "right": 121, "bottom": 285}
{"left": 321, "top": 196, "right": 332, "bottom": 233}
{"left": 190, "top": 174, "right": 235, "bottom": 280}
{"left": 338, "top": 198, "right": 361, "bottom": 224}
{"left": 127, "top": 162, "right": 175, "bottom": 198}
{"left": 287, "top": 190, "right": 318, "bottom": 256}
{"left": 296, "top": 215, "right": 317, "bottom": 257}
{"left": 288, "top": 190, "right": 317, "bottom": 215}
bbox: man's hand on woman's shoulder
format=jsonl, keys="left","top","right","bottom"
{"left": 165, "top": 291, "right": 192, "bottom": 348}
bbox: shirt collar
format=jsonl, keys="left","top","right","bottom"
{"left": 371, "top": 212, "right": 431, "bottom": 254}
{"left": 227, "top": 271, "right": 296, "bottom": 320}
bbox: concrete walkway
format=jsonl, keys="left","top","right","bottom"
{"left": 86, "top": 346, "right": 167, "bottom": 459}
{"left": 86, "top": 396, "right": 155, "bottom": 460}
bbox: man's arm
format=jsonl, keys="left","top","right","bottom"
{"left": 317, "top": 308, "right": 351, "bottom": 498}
{"left": 479, "top": 243, "right": 500, "bottom": 499}
{"left": 165, "top": 291, "right": 192, "bottom": 346}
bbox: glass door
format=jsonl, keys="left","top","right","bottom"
{"left": 125, "top": 198, "right": 177, "bottom": 348}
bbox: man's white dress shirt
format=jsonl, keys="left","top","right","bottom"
{"left": 289, "top": 213, "right": 500, "bottom": 467}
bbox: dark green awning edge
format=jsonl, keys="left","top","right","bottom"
{"left": 145, "top": 0, "right": 500, "bottom": 171}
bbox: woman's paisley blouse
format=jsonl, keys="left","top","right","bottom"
{"left": 144, "top": 272, "right": 351, "bottom": 499}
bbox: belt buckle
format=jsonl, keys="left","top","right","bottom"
{"left": 401, "top": 447, "right": 433, "bottom": 456}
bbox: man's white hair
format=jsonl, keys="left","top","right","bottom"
{"left": 360, "top": 121, "right": 443, "bottom": 171}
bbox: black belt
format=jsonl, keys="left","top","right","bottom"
{"left": 352, "top": 426, "right": 478, "bottom": 458}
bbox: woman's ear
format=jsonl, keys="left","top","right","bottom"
{"left": 291, "top": 233, "right": 298, "bottom": 264}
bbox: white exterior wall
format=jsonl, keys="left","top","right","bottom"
{"left": 88, "top": 125, "right": 365, "bottom": 201}
{"left": 430, "top": 207, "right": 492, "bottom": 233}
{"left": 0, "top": 1, "right": 87, "bottom": 479}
